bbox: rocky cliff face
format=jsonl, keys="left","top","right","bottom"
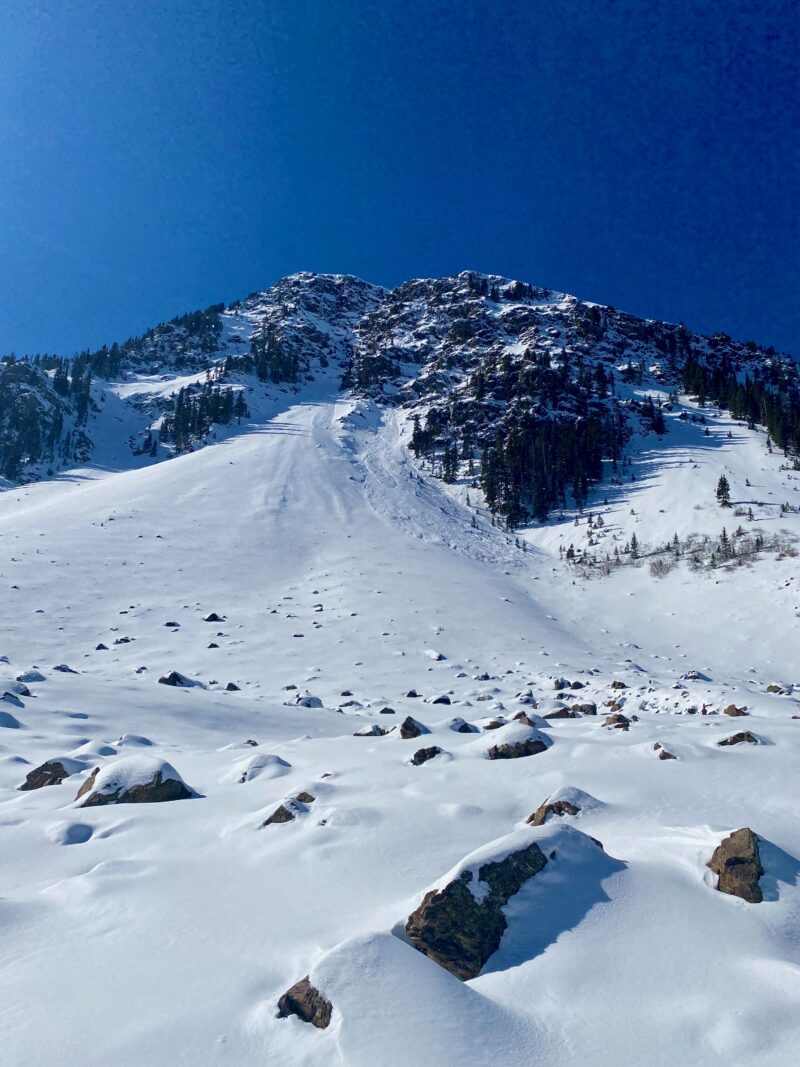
{"left": 2, "top": 270, "right": 797, "bottom": 520}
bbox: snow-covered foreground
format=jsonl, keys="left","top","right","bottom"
{"left": 2, "top": 375, "right": 799, "bottom": 1066}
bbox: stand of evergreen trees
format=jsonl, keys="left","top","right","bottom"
{"left": 683, "top": 353, "right": 800, "bottom": 454}
{"left": 161, "top": 382, "right": 248, "bottom": 451}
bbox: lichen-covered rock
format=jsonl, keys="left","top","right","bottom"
{"left": 717, "top": 731, "right": 758, "bottom": 747}
{"left": 708, "top": 828, "right": 763, "bottom": 903}
{"left": 18, "top": 758, "right": 84, "bottom": 791}
{"left": 75, "top": 757, "right": 194, "bottom": 806}
{"left": 404, "top": 831, "right": 549, "bottom": 979}
{"left": 277, "top": 976, "right": 332, "bottom": 1028}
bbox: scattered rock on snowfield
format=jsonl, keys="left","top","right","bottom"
{"left": 450, "top": 717, "right": 477, "bottom": 733}
{"left": 610, "top": 680, "right": 628, "bottom": 690}
{"left": 425, "top": 649, "right": 446, "bottom": 661}
{"left": 602, "top": 712, "right": 630, "bottom": 730}
{"left": 527, "top": 786, "right": 601, "bottom": 826}
{"left": 225, "top": 682, "right": 240, "bottom": 691}
{"left": 19, "top": 758, "right": 84, "bottom": 790}
{"left": 277, "top": 976, "right": 332, "bottom": 1028}
{"left": 431, "top": 694, "right": 451, "bottom": 705}
{"left": 399, "top": 715, "right": 428, "bottom": 739}
{"left": 158, "top": 670, "right": 202, "bottom": 688}
{"left": 485, "top": 724, "right": 550, "bottom": 760}
{"left": 724, "top": 704, "right": 748, "bottom": 717}
{"left": 288, "top": 692, "right": 323, "bottom": 708}
{"left": 404, "top": 829, "right": 551, "bottom": 979}
{"left": 653, "top": 743, "right": 678, "bottom": 760}
{"left": 203, "top": 612, "right": 225, "bottom": 622}
{"left": 53, "top": 664, "right": 78, "bottom": 674}
{"left": 353, "top": 724, "right": 387, "bottom": 736}
{"left": 410, "top": 745, "right": 445, "bottom": 765}
{"left": 573, "top": 702, "right": 597, "bottom": 715}
{"left": 262, "top": 803, "right": 296, "bottom": 825}
{"left": 262, "top": 793, "right": 314, "bottom": 826}
{"left": 708, "top": 828, "right": 764, "bottom": 903}
{"left": 0, "top": 710, "right": 23, "bottom": 729}
{"left": 717, "top": 731, "right": 759, "bottom": 746}
{"left": 75, "top": 757, "right": 195, "bottom": 806}
{"left": 544, "top": 708, "right": 579, "bottom": 719}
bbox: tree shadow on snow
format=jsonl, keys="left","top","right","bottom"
{"left": 481, "top": 843, "right": 626, "bottom": 975}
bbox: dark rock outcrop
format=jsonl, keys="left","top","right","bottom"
{"left": 486, "top": 730, "right": 549, "bottom": 760}
{"left": 277, "top": 976, "right": 332, "bottom": 1028}
{"left": 708, "top": 828, "right": 763, "bottom": 903}
{"left": 404, "top": 839, "right": 548, "bottom": 979}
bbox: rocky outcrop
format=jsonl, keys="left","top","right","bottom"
{"left": 708, "top": 828, "right": 763, "bottom": 903}
{"left": 404, "top": 834, "right": 549, "bottom": 979}
{"left": 277, "top": 976, "right": 332, "bottom": 1028}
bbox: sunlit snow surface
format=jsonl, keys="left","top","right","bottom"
{"left": 2, "top": 365, "right": 800, "bottom": 1066}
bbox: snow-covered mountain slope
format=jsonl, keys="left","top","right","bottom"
{"left": 1, "top": 279, "right": 800, "bottom": 1067}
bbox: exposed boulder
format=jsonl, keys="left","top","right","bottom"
{"left": 277, "top": 976, "right": 332, "bottom": 1028}
{"left": 708, "top": 828, "right": 764, "bottom": 903}
{"left": 431, "top": 695, "right": 451, "bottom": 705}
{"left": 410, "top": 745, "right": 445, "bottom": 766}
{"left": 353, "top": 724, "right": 387, "bottom": 736}
{"left": 53, "top": 664, "right": 78, "bottom": 674}
{"left": 75, "top": 757, "right": 195, "bottom": 806}
{"left": 544, "top": 708, "right": 579, "bottom": 720}
{"left": 18, "top": 757, "right": 84, "bottom": 791}
{"left": 653, "top": 743, "right": 677, "bottom": 760}
{"left": 399, "top": 715, "right": 428, "bottom": 739}
{"left": 717, "top": 731, "right": 759, "bottom": 747}
{"left": 485, "top": 723, "right": 550, "bottom": 760}
{"left": 379, "top": 706, "right": 396, "bottom": 715}
{"left": 404, "top": 829, "right": 550, "bottom": 979}
{"left": 450, "top": 717, "right": 477, "bottom": 733}
{"left": 225, "top": 682, "right": 241, "bottom": 692}
{"left": 610, "top": 680, "right": 628, "bottom": 690}
{"left": 602, "top": 712, "right": 630, "bottom": 731}
{"left": 573, "top": 702, "right": 597, "bottom": 715}
{"left": 0, "top": 710, "right": 23, "bottom": 729}
{"left": 723, "top": 704, "right": 748, "bottom": 717}
{"left": 203, "top": 612, "right": 225, "bottom": 623}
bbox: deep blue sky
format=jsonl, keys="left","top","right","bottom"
{"left": 1, "top": 0, "right": 797, "bottom": 356}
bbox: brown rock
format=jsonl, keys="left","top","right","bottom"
{"left": 486, "top": 736, "right": 548, "bottom": 760}
{"left": 724, "top": 704, "right": 748, "bottom": 717}
{"left": 527, "top": 799, "right": 580, "bottom": 826}
{"left": 410, "top": 745, "right": 444, "bottom": 766}
{"left": 18, "top": 760, "right": 75, "bottom": 791}
{"left": 399, "top": 716, "right": 426, "bottom": 739}
{"left": 262, "top": 804, "right": 296, "bottom": 825}
{"left": 717, "top": 731, "right": 758, "bottom": 747}
{"left": 708, "top": 828, "right": 763, "bottom": 903}
{"left": 405, "top": 840, "right": 548, "bottom": 979}
{"left": 602, "top": 713, "right": 630, "bottom": 731}
{"left": 277, "top": 977, "right": 332, "bottom": 1028}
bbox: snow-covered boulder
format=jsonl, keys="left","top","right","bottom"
{"left": 16, "top": 669, "right": 45, "bottom": 683}
{"left": 527, "top": 786, "right": 602, "bottom": 826}
{"left": 482, "top": 723, "right": 551, "bottom": 760}
{"left": 404, "top": 825, "right": 608, "bottom": 981}
{"left": 75, "top": 756, "right": 195, "bottom": 806}
{"left": 158, "top": 670, "right": 203, "bottom": 688}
